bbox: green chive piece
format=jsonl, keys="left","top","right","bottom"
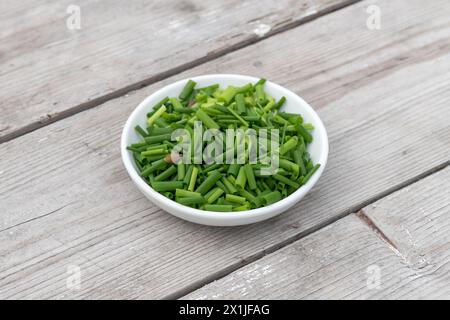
{"left": 280, "top": 136, "right": 298, "bottom": 155}
{"left": 151, "top": 181, "right": 184, "bottom": 192}
{"left": 263, "top": 191, "right": 282, "bottom": 205}
{"left": 240, "top": 189, "right": 262, "bottom": 207}
{"left": 263, "top": 99, "right": 275, "bottom": 112}
{"left": 203, "top": 204, "right": 233, "bottom": 212}
{"left": 144, "top": 133, "right": 172, "bottom": 144}
{"left": 301, "top": 164, "right": 321, "bottom": 185}
{"left": 236, "top": 83, "right": 252, "bottom": 94}
{"left": 274, "top": 96, "right": 286, "bottom": 110}
{"left": 273, "top": 174, "right": 300, "bottom": 189}
{"left": 196, "top": 109, "right": 220, "bottom": 129}
{"left": 179, "top": 80, "right": 197, "bottom": 101}
{"left": 141, "top": 148, "right": 166, "bottom": 157}
{"left": 227, "top": 163, "right": 240, "bottom": 177}
{"left": 227, "top": 106, "right": 249, "bottom": 127}
{"left": 195, "top": 170, "right": 222, "bottom": 195}
{"left": 221, "top": 177, "right": 237, "bottom": 194}
{"left": 235, "top": 166, "right": 247, "bottom": 189}
{"left": 170, "top": 97, "right": 183, "bottom": 109}
{"left": 233, "top": 204, "right": 251, "bottom": 211}
{"left": 155, "top": 165, "right": 177, "bottom": 181}
{"left": 184, "top": 165, "right": 194, "bottom": 183}
{"left": 178, "top": 163, "right": 186, "bottom": 180}
{"left": 235, "top": 94, "right": 246, "bottom": 114}
{"left": 140, "top": 158, "right": 168, "bottom": 177}
{"left": 147, "top": 105, "right": 167, "bottom": 126}
{"left": 296, "top": 124, "right": 313, "bottom": 143}
{"left": 244, "top": 164, "right": 257, "bottom": 190}
{"left": 206, "top": 188, "right": 224, "bottom": 204}
{"left": 255, "top": 84, "right": 266, "bottom": 105}
{"left": 175, "top": 189, "right": 202, "bottom": 198}
{"left": 148, "top": 127, "right": 173, "bottom": 135}
{"left": 152, "top": 97, "right": 169, "bottom": 111}
{"left": 216, "top": 180, "right": 230, "bottom": 194}
{"left": 219, "top": 86, "right": 238, "bottom": 104}
{"left": 188, "top": 167, "right": 199, "bottom": 192}
{"left": 177, "top": 196, "right": 205, "bottom": 206}
{"left": 279, "top": 159, "right": 300, "bottom": 177}
{"left": 134, "top": 125, "right": 148, "bottom": 138}
{"left": 225, "top": 194, "right": 246, "bottom": 204}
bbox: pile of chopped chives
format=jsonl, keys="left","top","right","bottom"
{"left": 127, "top": 79, "right": 320, "bottom": 212}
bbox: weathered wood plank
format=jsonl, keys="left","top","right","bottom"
{"left": 0, "top": 0, "right": 449, "bottom": 299}
{"left": 185, "top": 167, "right": 450, "bottom": 299}
{"left": 184, "top": 216, "right": 413, "bottom": 299}
{"left": 362, "top": 169, "right": 450, "bottom": 299}
{"left": 0, "top": 0, "right": 355, "bottom": 142}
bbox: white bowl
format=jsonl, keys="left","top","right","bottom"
{"left": 121, "top": 74, "right": 328, "bottom": 226}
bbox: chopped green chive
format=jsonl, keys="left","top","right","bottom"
{"left": 227, "top": 106, "right": 249, "bottom": 127}
{"left": 280, "top": 136, "right": 298, "bottom": 155}
{"left": 301, "top": 164, "right": 321, "bottom": 185}
{"left": 155, "top": 165, "right": 177, "bottom": 181}
{"left": 203, "top": 204, "right": 233, "bottom": 212}
{"left": 263, "top": 191, "right": 282, "bottom": 205}
{"left": 179, "top": 80, "right": 197, "bottom": 101}
{"left": 196, "top": 109, "right": 220, "bottom": 129}
{"left": 196, "top": 170, "right": 222, "bottom": 195}
{"left": 236, "top": 166, "right": 247, "bottom": 189}
{"left": 147, "top": 105, "right": 167, "bottom": 126}
{"left": 151, "top": 181, "right": 184, "bottom": 192}
{"left": 244, "top": 164, "right": 257, "bottom": 190}
{"left": 177, "top": 163, "right": 186, "bottom": 180}
{"left": 235, "top": 93, "right": 246, "bottom": 114}
{"left": 140, "top": 158, "right": 168, "bottom": 177}
{"left": 175, "top": 189, "right": 202, "bottom": 198}
{"left": 221, "top": 177, "right": 237, "bottom": 194}
{"left": 227, "top": 163, "right": 240, "bottom": 177}
{"left": 177, "top": 196, "right": 205, "bottom": 206}
{"left": 188, "top": 167, "right": 199, "bottom": 192}
{"left": 206, "top": 187, "right": 224, "bottom": 204}
{"left": 134, "top": 125, "right": 148, "bottom": 138}
{"left": 144, "top": 133, "right": 172, "bottom": 144}
{"left": 128, "top": 79, "right": 321, "bottom": 212}
{"left": 273, "top": 174, "right": 300, "bottom": 188}
{"left": 225, "top": 194, "right": 246, "bottom": 204}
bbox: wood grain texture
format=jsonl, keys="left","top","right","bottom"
{"left": 0, "top": 0, "right": 449, "bottom": 299}
{"left": 185, "top": 167, "right": 450, "bottom": 299}
{"left": 0, "top": 0, "right": 355, "bottom": 142}
{"left": 362, "top": 168, "right": 450, "bottom": 299}
{"left": 183, "top": 215, "right": 413, "bottom": 299}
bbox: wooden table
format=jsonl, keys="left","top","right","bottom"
{"left": 1, "top": 0, "right": 449, "bottom": 299}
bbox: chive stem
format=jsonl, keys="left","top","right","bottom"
{"left": 188, "top": 167, "right": 199, "bottom": 192}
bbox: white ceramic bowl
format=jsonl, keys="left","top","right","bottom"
{"left": 121, "top": 74, "right": 328, "bottom": 226}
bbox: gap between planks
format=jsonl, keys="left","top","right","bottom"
{"left": 167, "top": 161, "right": 450, "bottom": 300}
{"left": 0, "top": 0, "right": 361, "bottom": 145}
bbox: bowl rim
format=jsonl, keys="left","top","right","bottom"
{"left": 121, "top": 74, "right": 329, "bottom": 224}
